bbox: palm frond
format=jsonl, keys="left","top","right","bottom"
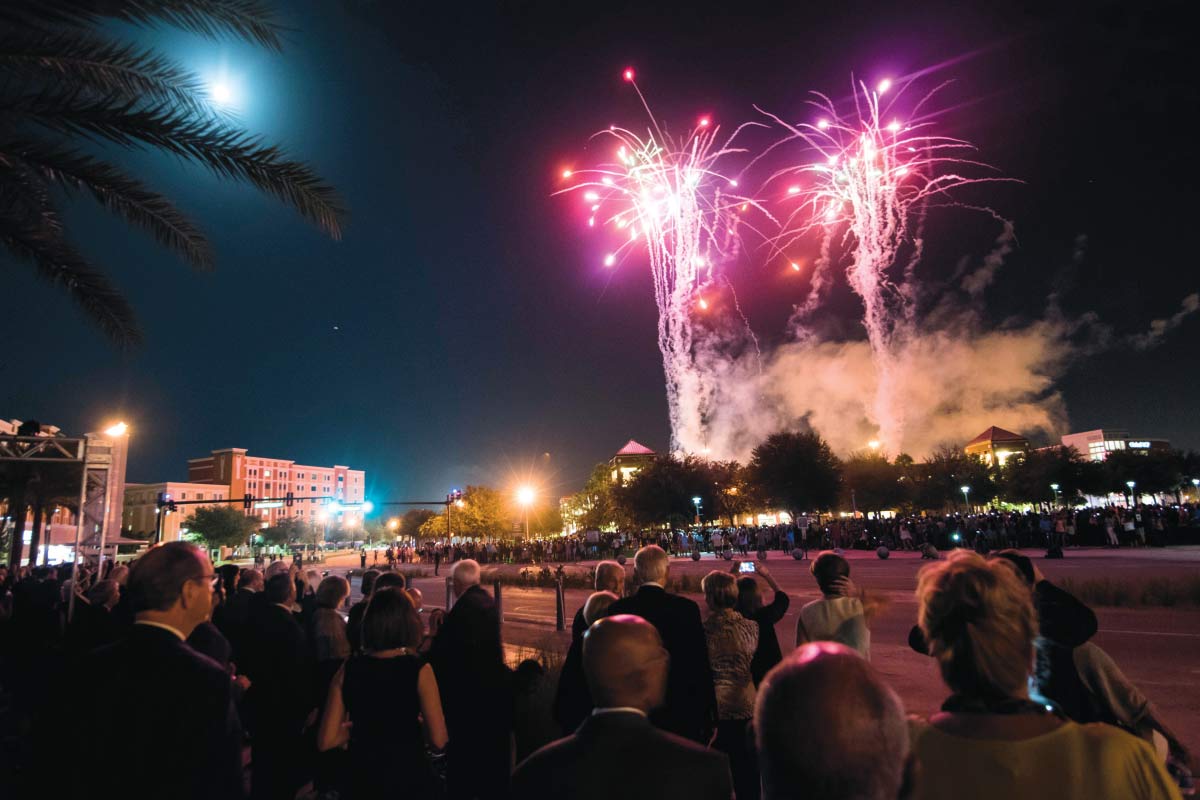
{"left": 1, "top": 138, "right": 214, "bottom": 268}
{"left": 0, "top": 185, "right": 141, "bottom": 346}
{"left": 3, "top": 0, "right": 284, "bottom": 51}
{"left": 13, "top": 94, "right": 345, "bottom": 238}
{"left": 0, "top": 32, "right": 216, "bottom": 118}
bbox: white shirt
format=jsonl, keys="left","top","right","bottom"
{"left": 591, "top": 706, "right": 648, "bottom": 718}
{"left": 134, "top": 620, "right": 186, "bottom": 641}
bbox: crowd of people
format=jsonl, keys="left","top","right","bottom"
{"left": 361, "top": 502, "right": 1200, "bottom": 571}
{"left": 0, "top": 537, "right": 1193, "bottom": 799}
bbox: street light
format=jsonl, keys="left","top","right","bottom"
{"left": 1192, "top": 478, "right": 1199, "bottom": 501}
{"left": 692, "top": 495, "right": 703, "bottom": 525}
{"left": 1126, "top": 480, "right": 1136, "bottom": 505}
{"left": 1050, "top": 483, "right": 1061, "bottom": 507}
{"left": 960, "top": 485, "right": 971, "bottom": 509}
{"left": 104, "top": 421, "right": 128, "bottom": 437}
{"left": 517, "top": 486, "right": 536, "bottom": 537}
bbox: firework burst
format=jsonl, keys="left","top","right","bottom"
{"left": 559, "top": 69, "right": 765, "bottom": 454}
{"left": 762, "top": 76, "right": 1013, "bottom": 452}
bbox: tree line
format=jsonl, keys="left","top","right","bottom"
{"left": 563, "top": 432, "right": 1200, "bottom": 529}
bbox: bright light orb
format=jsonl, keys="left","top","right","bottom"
{"left": 623, "top": 67, "right": 636, "bottom": 82}
{"left": 698, "top": 116, "right": 710, "bottom": 127}
{"left": 817, "top": 119, "right": 830, "bottom": 130}
{"left": 877, "top": 78, "right": 892, "bottom": 94}
{"left": 209, "top": 80, "right": 236, "bottom": 106}
{"left": 603, "top": 253, "right": 616, "bottom": 267}
{"left": 887, "top": 120, "right": 901, "bottom": 132}
{"left": 790, "top": 262, "right": 801, "bottom": 271}
{"left": 104, "top": 422, "right": 128, "bottom": 437}
{"left": 698, "top": 297, "right": 709, "bottom": 310}
{"left": 517, "top": 486, "right": 536, "bottom": 506}
{"left": 562, "top": 169, "right": 573, "bottom": 179}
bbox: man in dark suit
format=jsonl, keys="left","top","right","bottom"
{"left": 220, "top": 567, "right": 262, "bottom": 667}
{"left": 513, "top": 614, "right": 732, "bottom": 800}
{"left": 428, "top": 559, "right": 512, "bottom": 800}
{"left": 242, "top": 573, "right": 314, "bottom": 800}
{"left": 606, "top": 545, "right": 717, "bottom": 742}
{"left": 570, "top": 560, "right": 625, "bottom": 640}
{"left": 73, "top": 542, "right": 243, "bottom": 799}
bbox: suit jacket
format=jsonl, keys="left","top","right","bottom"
{"left": 512, "top": 710, "right": 732, "bottom": 800}
{"left": 73, "top": 624, "right": 243, "bottom": 799}
{"left": 220, "top": 586, "right": 258, "bottom": 666}
{"left": 607, "top": 585, "right": 717, "bottom": 742}
{"left": 552, "top": 634, "right": 590, "bottom": 735}
{"left": 241, "top": 602, "right": 313, "bottom": 739}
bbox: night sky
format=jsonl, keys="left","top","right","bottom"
{"left": 4, "top": 0, "right": 1196, "bottom": 502}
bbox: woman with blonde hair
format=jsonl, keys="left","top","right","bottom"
{"left": 702, "top": 570, "right": 759, "bottom": 800}
{"left": 909, "top": 551, "right": 1179, "bottom": 800}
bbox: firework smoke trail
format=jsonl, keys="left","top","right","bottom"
{"left": 559, "top": 69, "right": 765, "bottom": 453}
{"left": 763, "top": 77, "right": 1012, "bottom": 452}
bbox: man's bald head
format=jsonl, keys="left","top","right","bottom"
{"left": 583, "top": 614, "right": 669, "bottom": 712}
{"left": 632, "top": 545, "right": 669, "bottom": 586}
{"left": 450, "top": 559, "right": 480, "bottom": 598}
{"left": 756, "top": 643, "right": 910, "bottom": 800}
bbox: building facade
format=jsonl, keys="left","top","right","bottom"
{"left": 964, "top": 426, "right": 1029, "bottom": 466}
{"left": 186, "top": 448, "right": 365, "bottom": 527}
{"left": 610, "top": 440, "right": 656, "bottom": 485}
{"left": 123, "top": 481, "right": 230, "bottom": 542}
{"left": 1060, "top": 429, "right": 1171, "bottom": 462}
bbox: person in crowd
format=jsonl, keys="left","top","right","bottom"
{"left": 319, "top": 587, "right": 448, "bottom": 800}
{"left": 554, "top": 590, "right": 621, "bottom": 733}
{"left": 67, "top": 578, "right": 121, "bottom": 653}
{"left": 310, "top": 574, "right": 351, "bottom": 664}
{"left": 733, "top": 561, "right": 790, "bottom": 685}
{"left": 571, "top": 560, "right": 625, "bottom": 640}
{"left": 72, "top": 542, "right": 243, "bottom": 799}
{"left": 796, "top": 551, "right": 871, "bottom": 659}
{"left": 512, "top": 614, "right": 732, "bottom": 800}
{"left": 428, "top": 559, "right": 512, "bottom": 800}
{"left": 702, "top": 571, "right": 760, "bottom": 800}
{"left": 346, "top": 568, "right": 380, "bottom": 654}
{"left": 756, "top": 641, "right": 912, "bottom": 800}
{"left": 298, "top": 567, "right": 323, "bottom": 625}
{"left": 221, "top": 567, "right": 262, "bottom": 665}
{"left": 242, "top": 572, "right": 314, "bottom": 800}
{"left": 607, "top": 545, "right": 716, "bottom": 743}
{"left": 908, "top": 550, "right": 1180, "bottom": 800}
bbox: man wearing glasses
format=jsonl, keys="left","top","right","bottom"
{"left": 74, "top": 541, "right": 244, "bottom": 799}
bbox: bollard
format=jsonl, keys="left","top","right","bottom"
{"left": 493, "top": 580, "right": 503, "bottom": 623}
{"left": 555, "top": 574, "right": 566, "bottom": 632}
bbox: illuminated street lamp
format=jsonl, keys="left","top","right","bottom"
{"left": 517, "top": 486, "right": 536, "bottom": 537}
{"left": 1126, "top": 480, "right": 1136, "bottom": 505}
{"left": 692, "top": 495, "right": 702, "bottom": 525}
{"left": 1192, "top": 478, "right": 1199, "bottom": 501}
{"left": 1050, "top": 483, "right": 1061, "bottom": 507}
{"left": 960, "top": 485, "right": 971, "bottom": 510}
{"left": 387, "top": 517, "right": 399, "bottom": 531}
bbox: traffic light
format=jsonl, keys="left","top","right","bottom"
{"left": 285, "top": 491, "right": 294, "bottom": 508}
{"left": 243, "top": 492, "right": 253, "bottom": 510}
{"left": 167, "top": 495, "right": 177, "bottom": 513}
{"left": 156, "top": 491, "right": 166, "bottom": 508}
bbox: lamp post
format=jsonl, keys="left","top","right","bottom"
{"left": 1192, "top": 478, "right": 1199, "bottom": 503}
{"left": 1126, "top": 480, "right": 1136, "bottom": 506}
{"left": 1050, "top": 483, "right": 1061, "bottom": 508}
{"left": 692, "top": 495, "right": 702, "bottom": 526}
{"left": 517, "top": 486, "right": 536, "bottom": 538}
{"left": 960, "top": 485, "right": 971, "bottom": 512}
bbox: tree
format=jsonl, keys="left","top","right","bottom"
{"left": 840, "top": 452, "right": 905, "bottom": 515}
{"left": 703, "top": 460, "right": 756, "bottom": 524}
{"left": 400, "top": 509, "right": 436, "bottom": 539}
{"left": 0, "top": 1, "right": 344, "bottom": 345}
{"left": 183, "top": 506, "right": 255, "bottom": 549}
{"left": 614, "top": 455, "right": 713, "bottom": 528}
{"left": 908, "top": 445, "right": 996, "bottom": 511}
{"left": 746, "top": 431, "right": 841, "bottom": 519}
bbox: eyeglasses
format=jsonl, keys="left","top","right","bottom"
{"left": 191, "top": 573, "right": 219, "bottom": 589}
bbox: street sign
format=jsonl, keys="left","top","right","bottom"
{"left": 254, "top": 501, "right": 284, "bottom": 509}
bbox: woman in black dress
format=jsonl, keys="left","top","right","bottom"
{"left": 318, "top": 587, "right": 449, "bottom": 799}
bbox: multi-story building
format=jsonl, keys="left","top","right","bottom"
{"left": 123, "top": 481, "right": 230, "bottom": 542}
{"left": 1060, "top": 429, "right": 1171, "bottom": 462}
{"left": 186, "top": 448, "right": 365, "bottom": 527}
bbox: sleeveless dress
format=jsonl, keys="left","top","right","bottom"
{"left": 342, "top": 653, "right": 434, "bottom": 799}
